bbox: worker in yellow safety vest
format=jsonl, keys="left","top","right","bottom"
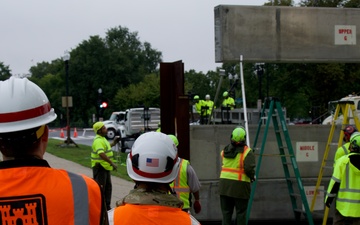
{"left": 204, "top": 94, "right": 215, "bottom": 115}
{"left": 219, "top": 127, "right": 256, "bottom": 225}
{"left": 194, "top": 95, "right": 206, "bottom": 114}
{"left": 202, "top": 94, "right": 216, "bottom": 124}
{"left": 168, "top": 134, "right": 202, "bottom": 214}
{"left": 91, "top": 121, "right": 119, "bottom": 210}
{"left": 325, "top": 132, "right": 360, "bottom": 225}
{"left": 222, "top": 91, "right": 235, "bottom": 110}
{"left": 334, "top": 125, "right": 357, "bottom": 165}
{"left": 108, "top": 132, "right": 201, "bottom": 225}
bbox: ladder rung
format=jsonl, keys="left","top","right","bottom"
{"left": 290, "top": 193, "right": 301, "bottom": 197}
{"left": 279, "top": 146, "right": 289, "bottom": 149}
{"left": 286, "top": 177, "right": 298, "bottom": 182}
{"left": 312, "top": 211, "right": 325, "bottom": 216}
{"left": 294, "top": 208, "right": 306, "bottom": 213}
{"left": 329, "top": 143, "right": 339, "bottom": 146}
{"left": 322, "top": 166, "right": 333, "bottom": 170}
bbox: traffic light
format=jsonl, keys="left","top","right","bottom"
{"left": 100, "top": 101, "right": 108, "bottom": 108}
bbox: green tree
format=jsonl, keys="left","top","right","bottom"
{"left": 29, "top": 60, "right": 63, "bottom": 80}
{"left": 264, "top": 0, "right": 293, "bottom": 6}
{"left": 65, "top": 26, "right": 162, "bottom": 126}
{"left": 185, "top": 69, "right": 212, "bottom": 100}
{"left": 114, "top": 73, "right": 160, "bottom": 109}
{"left": 344, "top": 0, "right": 360, "bottom": 7}
{"left": 0, "top": 62, "right": 11, "bottom": 80}
{"left": 299, "top": 0, "right": 347, "bottom": 7}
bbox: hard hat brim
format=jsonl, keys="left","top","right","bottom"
{"left": 126, "top": 155, "right": 180, "bottom": 183}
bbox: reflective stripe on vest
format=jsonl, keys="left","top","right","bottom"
{"left": 0, "top": 166, "right": 101, "bottom": 225}
{"left": 334, "top": 153, "right": 360, "bottom": 217}
{"left": 170, "top": 159, "right": 191, "bottom": 208}
{"left": 342, "top": 145, "right": 348, "bottom": 155}
{"left": 68, "top": 171, "right": 89, "bottom": 225}
{"left": 220, "top": 146, "right": 251, "bottom": 182}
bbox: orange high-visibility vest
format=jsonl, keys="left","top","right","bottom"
{"left": 110, "top": 204, "right": 195, "bottom": 225}
{"left": 220, "top": 146, "right": 251, "bottom": 182}
{"left": 0, "top": 165, "right": 103, "bottom": 225}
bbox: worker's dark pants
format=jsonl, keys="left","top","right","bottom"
{"left": 220, "top": 195, "right": 248, "bottom": 225}
{"left": 93, "top": 163, "right": 112, "bottom": 210}
{"left": 333, "top": 208, "right": 360, "bottom": 225}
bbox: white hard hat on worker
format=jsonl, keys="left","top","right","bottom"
{"left": 127, "top": 132, "right": 180, "bottom": 183}
{"left": 0, "top": 77, "right": 57, "bottom": 133}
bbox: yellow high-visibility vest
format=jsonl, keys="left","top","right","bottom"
{"left": 91, "top": 135, "right": 115, "bottom": 170}
{"left": 170, "top": 159, "right": 191, "bottom": 209}
{"left": 326, "top": 152, "right": 360, "bottom": 217}
{"left": 220, "top": 146, "right": 251, "bottom": 182}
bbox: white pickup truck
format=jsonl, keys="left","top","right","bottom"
{"left": 322, "top": 94, "right": 360, "bottom": 125}
{"left": 103, "top": 107, "right": 161, "bottom": 151}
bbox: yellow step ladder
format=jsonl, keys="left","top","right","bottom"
{"left": 310, "top": 100, "right": 360, "bottom": 225}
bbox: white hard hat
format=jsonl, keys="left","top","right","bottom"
{"left": 127, "top": 132, "right": 180, "bottom": 183}
{"left": 0, "top": 77, "right": 57, "bottom": 133}
{"left": 205, "top": 94, "right": 210, "bottom": 99}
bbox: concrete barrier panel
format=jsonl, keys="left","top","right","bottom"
{"left": 214, "top": 5, "right": 360, "bottom": 63}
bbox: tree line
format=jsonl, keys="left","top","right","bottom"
{"left": 1, "top": 0, "right": 359, "bottom": 127}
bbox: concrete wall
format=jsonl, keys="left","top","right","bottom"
{"left": 189, "top": 124, "right": 340, "bottom": 222}
{"left": 214, "top": 5, "right": 360, "bottom": 63}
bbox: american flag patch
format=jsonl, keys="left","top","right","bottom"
{"left": 146, "top": 158, "right": 159, "bottom": 167}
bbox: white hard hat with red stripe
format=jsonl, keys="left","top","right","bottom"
{"left": 127, "top": 132, "right": 180, "bottom": 183}
{"left": 0, "top": 77, "right": 57, "bottom": 133}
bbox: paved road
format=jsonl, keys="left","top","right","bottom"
{"left": 44, "top": 151, "right": 134, "bottom": 209}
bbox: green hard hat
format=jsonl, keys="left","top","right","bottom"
{"left": 194, "top": 95, "right": 199, "bottom": 100}
{"left": 93, "top": 121, "right": 104, "bottom": 134}
{"left": 168, "top": 134, "right": 179, "bottom": 147}
{"left": 223, "top": 91, "right": 229, "bottom": 97}
{"left": 231, "top": 127, "right": 246, "bottom": 143}
{"left": 350, "top": 132, "right": 360, "bottom": 151}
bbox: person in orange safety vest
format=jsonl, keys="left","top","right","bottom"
{"left": 108, "top": 132, "right": 201, "bottom": 225}
{"left": 0, "top": 77, "right": 108, "bottom": 225}
{"left": 219, "top": 127, "right": 255, "bottom": 225}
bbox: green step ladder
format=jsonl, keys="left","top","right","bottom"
{"left": 246, "top": 97, "right": 314, "bottom": 225}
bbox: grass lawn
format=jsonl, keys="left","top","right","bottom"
{"left": 47, "top": 138, "right": 131, "bottom": 181}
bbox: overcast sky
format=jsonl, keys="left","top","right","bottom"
{"left": 1, "top": 0, "right": 269, "bottom": 76}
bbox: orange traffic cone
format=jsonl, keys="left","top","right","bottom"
{"left": 60, "top": 129, "right": 65, "bottom": 138}
{"left": 73, "top": 127, "right": 78, "bottom": 138}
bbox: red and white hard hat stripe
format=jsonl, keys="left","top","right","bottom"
{"left": 0, "top": 102, "right": 51, "bottom": 123}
